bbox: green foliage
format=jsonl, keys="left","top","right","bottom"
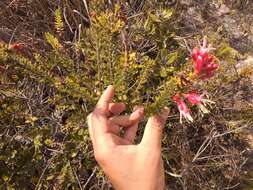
{"left": 0, "top": 1, "right": 252, "bottom": 190}
{"left": 45, "top": 32, "right": 62, "bottom": 50}
{"left": 0, "top": 3, "right": 186, "bottom": 187}
{"left": 54, "top": 8, "right": 64, "bottom": 33}
{"left": 80, "top": 2, "right": 184, "bottom": 114}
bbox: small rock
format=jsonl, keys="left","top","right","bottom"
{"left": 187, "top": 7, "right": 203, "bottom": 24}
{"left": 237, "top": 56, "right": 253, "bottom": 84}
{"left": 218, "top": 4, "right": 230, "bottom": 16}
{"left": 180, "top": 0, "right": 192, "bottom": 6}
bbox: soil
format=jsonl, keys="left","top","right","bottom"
{"left": 178, "top": 0, "right": 253, "bottom": 55}
{"left": 0, "top": 0, "right": 252, "bottom": 189}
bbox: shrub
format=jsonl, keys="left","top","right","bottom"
{"left": 0, "top": 1, "right": 252, "bottom": 189}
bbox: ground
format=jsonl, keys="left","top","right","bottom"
{"left": 0, "top": 0, "right": 252, "bottom": 189}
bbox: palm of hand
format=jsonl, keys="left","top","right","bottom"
{"left": 87, "top": 85, "right": 169, "bottom": 190}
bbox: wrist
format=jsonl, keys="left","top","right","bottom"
{"left": 114, "top": 181, "right": 164, "bottom": 190}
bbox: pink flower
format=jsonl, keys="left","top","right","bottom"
{"left": 183, "top": 92, "right": 202, "bottom": 105}
{"left": 183, "top": 92, "right": 215, "bottom": 114}
{"left": 173, "top": 94, "right": 193, "bottom": 123}
{"left": 9, "top": 43, "right": 24, "bottom": 53}
{"left": 192, "top": 39, "right": 219, "bottom": 79}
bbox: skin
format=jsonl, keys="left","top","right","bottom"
{"left": 87, "top": 85, "right": 169, "bottom": 190}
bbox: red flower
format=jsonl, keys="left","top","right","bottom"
{"left": 183, "top": 92, "right": 215, "bottom": 114}
{"left": 9, "top": 43, "right": 24, "bottom": 53}
{"left": 192, "top": 39, "right": 219, "bottom": 79}
{"left": 173, "top": 94, "right": 193, "bottom": 123}
{"left": 183, "top": 92, "right": 202, "bottom": 105}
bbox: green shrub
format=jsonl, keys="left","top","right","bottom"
{"left": 0, "top": 1, "right": 252, "bottom": 189}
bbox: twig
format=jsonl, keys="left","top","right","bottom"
{"left": 83, "top": 167, "right": 97, "bottom": 189}
{"left": 70, "top": 163, "right": 83, "bottom": 190}
{"left": 78, "top": 24, "right": 81, "bottom": 44}
{"left": 121, "top": 30, "right": 129, "bottom": 70}
{"left": 192, "top": 129, "right": 217, "bottom": 162}
{"left": 73, "top": 10, "right": 89, "bottom": 23}
{"left": 174, "top": 35, "right": 191, "bottom": 54}
{"left": 183, "top": 38, "right": 191, "bottom": 54}
{"left": 128, "top": 12, "right": 144, "bottom": 20}
{"left": 194, "top": 154, "right": 233, "bottom": 161}
{"left": 8, "top": 26, "right": 18, "bottom": 45}
{"left": 36, "top": 155, "right": 57, "bottom": 190}
{"left": 165, "top": 170, "right": 182, "bottom": 178}
{"left": 224, "top": 183, "right": 240, "bottom": 190}
{"left": 213, "top": 124, "right": 250, "bottom": 138}
{"left": 82, "top": 0, "right": 90, "bottom": 21}
{"left": 63, "top": 7, "right": 74, "bottom": 34}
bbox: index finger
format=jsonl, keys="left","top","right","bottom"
{"left": 95, "top": 85, "right": 115, "bottom": 116}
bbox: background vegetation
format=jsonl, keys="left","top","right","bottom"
{"left": 0, "top": 0, "right": 252, "bottom": 189}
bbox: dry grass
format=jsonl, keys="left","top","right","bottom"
{"left": 0, "top": 0, "right": 252, "bottom": 189}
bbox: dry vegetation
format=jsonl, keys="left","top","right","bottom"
{"left": 0, "top": 0, "right": 252, "bottom": 190}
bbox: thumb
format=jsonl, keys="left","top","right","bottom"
{"left": 140, "top": 107, "right": 170, "bottom": 149}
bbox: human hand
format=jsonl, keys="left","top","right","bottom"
{"left": 87, "top": 85, "right": 169, "bottom": 190}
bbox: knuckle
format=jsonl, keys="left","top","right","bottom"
{"left": 150, "top": 116, "right": 165, "bottom": 129}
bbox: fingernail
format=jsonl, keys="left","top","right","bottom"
{"left": 163, "top": 106, "right": 170, "bottom": 112}
{"left": 130, "top": 110, "right": 141, "bottom": 120}
{"left": 161, "top": 107, "right": 170, "bottom": 119}
{"left": 134, "top": 107, "right": 144, "bottom": 113}
{"left": 105, "top": 85, "right": 113, "bottom": 91}
{"left": 137, "top": 108, "right": 144, "bottom": 115}
{"left": 134, "top": 109, "right": 141, "bottom": 116}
